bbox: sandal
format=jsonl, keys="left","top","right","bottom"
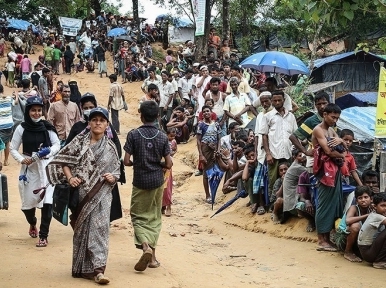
{"left": 29, "top": 226, "right": 38, "bottom": 238}
{"left": 206, "top": 197, "right": 212, "bottom": 204}
{"left": 94, "top": 273, "right": 110, "bottom": 284}
{"left": 257, "top": 206, "right": 266, "bottom": 215}
{"left": 36, "top": 238, "right": 48, "bottom": 247}
{"left": 148, "top": 260, "right": 161, "bottom": 268}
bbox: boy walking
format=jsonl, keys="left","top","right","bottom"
{"left": 123, "top": 101, "right": 173, "bottom": 272}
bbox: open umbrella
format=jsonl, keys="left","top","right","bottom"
{"left": 206, "top": 164, "right": 225, "bottom": 210}
{"left": 240, "top": 51, "right": 309, "bottom": 76}
{"left": 107, "top": 27, "right": 127, "bottom": 37}
{"left": 210, "top": 189, "right": 248, "bottom": 218}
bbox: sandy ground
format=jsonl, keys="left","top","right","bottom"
{"left": 0, "top": 46, "right": 384, "bottom": 288}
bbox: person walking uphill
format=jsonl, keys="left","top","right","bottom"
{"left": 10, "top": 96, "right": 60, "bottom": 247}
{"left": 46, "top": 107, "right": 120, "bottom": 284}
{"left": 124, "top": 100, "right": 173, "bottom": 272}
{"left": 107, "top": 74, "right": 125, "bottom": 135}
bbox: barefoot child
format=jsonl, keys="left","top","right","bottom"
{"left": 358, "top": 192, "right": 386, "bottom": 269}
{"left": 162, "top": 128, "right": 178, "bottom": 217}
{"left": 340, "top": 129, "right": 362, "bottom": 186}
{"left": 242, "top": 144, "right": 260, "bottom": 213}
{"left": 335, "top": 186, "right": 372, "bottom": 262}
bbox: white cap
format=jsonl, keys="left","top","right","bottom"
{"left": 200, "top": 65, "right": 208, "bottom": 71}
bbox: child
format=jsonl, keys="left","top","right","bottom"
{"left": 162, "top": 128, "right": 178, "bottom": 217}
{"left": 362, "top": 170, "right": 380, "bottom": 194}
{"left": 271, "top": 162, "right": 289, "bottom": 206}
{"left": 273, "top": 150, "right": 306, "bottom": 224}
{"left": 335, "top": 186, "right": 373, "bottom": 262}
{"left": 242, "top": 144, "right": 260, "bottom": 213}
{"left": 196, "top": 105, "right": 222, "bottom": 203}
{"left": 340, "top": 129, "right": 362, "bottom": 186}
{"left": 357, "top": 192, "right": 386, "bottom": 268}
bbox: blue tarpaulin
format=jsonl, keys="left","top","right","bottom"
{"left": 336, "top": 92, "right": 377, "bottom": 109}
{"left": 337, "top": 107, "right": 375, "bottom": 143}
{"left": 7, "top": 19, "right": 37, "bottom": 32}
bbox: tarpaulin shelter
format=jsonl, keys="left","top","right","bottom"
{"left": 335, "top": 92, "right": 377, "bottom": 110}
{"left": 311, "top": 50, "right": 386, "bottom": 92}
{"left": 7, "top": 19, "right": 37, "bottom": 32}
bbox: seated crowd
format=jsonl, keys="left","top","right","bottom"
{"left": 140, "top": 56, "right": 386, "bottom": 269}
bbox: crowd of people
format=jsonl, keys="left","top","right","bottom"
{"left": 0, "top": 14, "right": 386, "bottom": 286}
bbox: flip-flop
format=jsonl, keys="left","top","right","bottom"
{"left": 316, "top": 245, "right": 337, "bottom": 252}
{"left": 134, "top": 248, "right": 153, "bottom": 272}
{"left": 257, "top": 206, "right": 266, "bottom": 215}
{"left": 29, "top": 226, "right": 38, "bottom": 238}
{"left": 148, "top": 260, "right": 160, "bottom": 268}
{"left": 36, "top": 238, "right": 48, "bottom": 247}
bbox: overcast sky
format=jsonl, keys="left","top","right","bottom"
{"left": 109, "top": 0, "right": 172, "bottom": 23}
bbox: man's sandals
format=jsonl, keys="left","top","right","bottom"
{"left": 29, "top": 226, "right": 38, "bottom": 238}
{"left": 36, "top": 238, "right": 48, "bottom": 247}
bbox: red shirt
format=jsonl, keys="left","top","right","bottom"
{"left": 204, "top": 81, "right": 227, "bottom": 93}
{"left": 340, "top": 152, "right": 357, "bottom": 176}
{"left": 198, "top": 111, "right": 217, "bottom": 121}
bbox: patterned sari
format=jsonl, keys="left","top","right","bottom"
{"left": 46, "top": 133, "right": 120, "bottom": 278}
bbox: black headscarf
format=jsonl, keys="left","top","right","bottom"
{"left": 21, "top": 105, "right": 57, "bottom": 156}
{"left": 69, "top": 80, "right": 82, "bottom": 107}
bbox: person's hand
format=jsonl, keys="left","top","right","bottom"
{"left": 305, "top": 149, "right": 314, "bottom": 157}
{"left": 163, "top": 107, "right": 167, "bottom": 111}
{"left": 247, "top": 159, "right": 255, "bottom": 165}
{"left": 371, "top": 186, "right": 380, "bottom": 194}
{"left": 69, "top": 176, "right": 82, "bottom": 187}
{"left": 266, "top": 153, "right": 273, "bottom": 165}
{"left": 305, "top": 200, "right": 314, "bottom": 215}
{"left": 21, "top": 157, "right": 33, "bottom": 165}
{"left": 222, "top": 180, "right": 230, "bottom": 191}
{"left": 102, "top": 173, "right": 116, "bottom": 184}
{"left": 327, "top": 137, "right": 343, "bottom": 148}
{"left": 199, "top": 155, "right": 207, "bottom": 165}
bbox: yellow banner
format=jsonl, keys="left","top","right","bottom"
{"left": 375, "top": 66, "right": 386, "bottom": 137}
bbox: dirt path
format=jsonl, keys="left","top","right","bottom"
{"left": 0, "top": 47, "right": 384, "bottom": 287}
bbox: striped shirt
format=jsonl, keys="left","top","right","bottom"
{"left": 0, "top": 96, "right": 14, "bottom": 129}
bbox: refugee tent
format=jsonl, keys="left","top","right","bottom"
{"left": 335, "top": 92, "right": 377, "bottom": 109}
{"left": 59, "top": 17, "right": 83, "bottom": 37}
{"left": 311, "top": 50, "right": 386, "bottom": 93}
{"left": 168, "top": 18, "right": 194, "bottom": 44}
{"left": 7, "top": 19, "right": 37, "bottom": 32}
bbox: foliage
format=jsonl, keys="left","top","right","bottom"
{"left": 287, "top": 75, "right": 314, "bottom": 117}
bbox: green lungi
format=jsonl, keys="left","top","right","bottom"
{"left": 315, "top": 172, "right": 343, "bottom": 234}
{"left": 131, "top": 185, "right": 163, "bottom": 249}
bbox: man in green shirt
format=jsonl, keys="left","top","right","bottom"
{"left": 289, "top": 91, "right": 330, "bottom": 168}
{"left": 52, "top": 45, "right": 62, "bottom": 75}
{"left": 43, "top": 42, "right": 53, "bottom": 68}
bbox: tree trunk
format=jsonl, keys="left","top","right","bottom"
{"left": 90, "top": 0, "right": 101, "bottom": 16}
{"left": 132, "top": 0, "right": 140, "bottom": 32}
{"left": 222, "top": 0, "right": 230, "bottom": 40}
{"left": 195, "top": 0, "right": 211, "bottom": 60}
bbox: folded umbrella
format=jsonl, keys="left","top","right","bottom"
{"left": 210, "top": 189, "right": 248, "bottom": 218}
{"left": 206, "top": 164, "right": 225, "bottom": 210}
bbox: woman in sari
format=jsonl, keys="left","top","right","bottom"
{"left": 66, "top": 92, "right": 123, "bottom": 222}
{"left": 10, "top": 96, "right": 60, "bottom": 247}
{"left": 47, "top": 107, "right": 120, "bottom": 284}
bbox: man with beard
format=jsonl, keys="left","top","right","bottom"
{"left": 289, "top": 91, "right": 330, "bottom": 169}
{"left": 205, "top": 77, "right": 227, "bottom": 137}
{"left": 259, "top": 90, "right": 297, "bottom": 196}
{"left": 47, "top": 84, "right": 81, "bottom": 146}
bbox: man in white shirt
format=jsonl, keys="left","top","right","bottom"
{"left": 259, "top": 90, "right": 297, "bottom": 194}
{"left": 178, "top": 68, "right": 195, "bottom": 101}
{"left": 158, "top": 71, "right": 174, "bottom": 125}
{"left": 194, "top": 65, "right": 211, "bottom": 117}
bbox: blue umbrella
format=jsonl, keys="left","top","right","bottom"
{"left": 206, "top": 164, "right": 225, "bottom": 210}
{"left": 210, "top": 189, "right": 248, "bottom": 218}
{"left": 240, "top": 51, "right": 309, "bottom": 75}
{"left": 107, "top": 28, "right": 127, "bottom": 37}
